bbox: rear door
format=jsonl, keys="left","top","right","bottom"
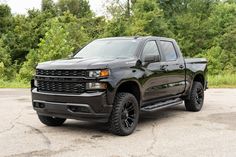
{"left": 159, "top": 40, "right": 186, "bottom": 95}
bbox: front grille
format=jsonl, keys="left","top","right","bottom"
{"left": 37, "top": 81, "right": 85, "bottom": 94}
{"left": 36, "top": 69, "right": 88, "bottom": 94}
{"left": 36, "top": 69, "right": 87, "bottom": 77}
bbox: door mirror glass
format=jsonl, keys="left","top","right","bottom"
{"left": 144, "top": 54, "right": 160, "bottom": 63}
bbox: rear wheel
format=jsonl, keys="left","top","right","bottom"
{"left": 38, "top": 115, "right": 66, "bottom": 126}
{"left": 185, "top": 81, "right": 204, "bottom": 112}
{"left": 109, "top": 92, "right": 139, "bottom": 136}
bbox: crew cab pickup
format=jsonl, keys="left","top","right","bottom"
{"left": 31, "top": 36, "right": 208, "bottom": 136}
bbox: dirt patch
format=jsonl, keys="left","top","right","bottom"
{"left": 201, "top": 112, "right": 236, "bottom": 130}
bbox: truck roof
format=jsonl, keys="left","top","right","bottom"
{"left": 97, "top": 36, "right": 175, "bottom": 42}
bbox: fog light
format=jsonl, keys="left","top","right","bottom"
{"left": 86, "top": 82, "right": 107, "bottom": 90}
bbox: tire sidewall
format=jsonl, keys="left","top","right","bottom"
{"left": 191, "top": 82, "right": 204, "bottom": 111}
{"left": 110, "top": 92, "right": 140, "bottom": 136}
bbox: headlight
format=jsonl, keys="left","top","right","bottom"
{"left": 86, "top": 82, "right": 107, "bottom": 90}
{"left": 88, "top": 69, "right": 110, "bottom": 78}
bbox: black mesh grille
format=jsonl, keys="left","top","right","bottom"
{"left": 37, "top": 81, "right": 85, "bottom": 94}
{"left": 36, "top": 69, "right": 87, "bottom": 77}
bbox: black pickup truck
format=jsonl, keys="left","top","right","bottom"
{"left": 31, "top": 36, "right": 207, "bottom": 136}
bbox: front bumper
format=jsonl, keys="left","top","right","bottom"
{"left": 31, "top": 88, "right": 113, "bottom": 122}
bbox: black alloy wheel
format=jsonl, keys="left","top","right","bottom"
{"left": 121, "top": 100, "right": 136, "bottom": 130}
{"left": 109, "top": 92, "right": 139, "bottom": 136}
{"left": 185, "top": 81, "right": 204, "bottom": 112}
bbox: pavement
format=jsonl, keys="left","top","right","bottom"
{"left": 0, "top": 89, "right": 236, "bottom": 157}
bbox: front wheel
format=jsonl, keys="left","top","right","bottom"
{"left": 185, "top": 81, "right": 204, "bottom": 112}
{"left": 109, "top": 92, "right": 139, "bottom": 136}
{"left": 38, "top": 115, "right": 66, "bottom": 126}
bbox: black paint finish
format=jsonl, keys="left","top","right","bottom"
{"left": 31, "top": 36, "right": 207, "bottom": 122}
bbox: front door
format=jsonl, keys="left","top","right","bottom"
{"left": 142, "top": 40, "right": 170, "bottom": 101}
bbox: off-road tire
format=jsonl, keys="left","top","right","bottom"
{"left": 38, "top": 115, "right": 66, "bottom": 126}
{"left": 109, "top": 92, "right": 139, "bottom": 136}
{"left": 185, "top": 81, "right": 204, "bottom": 112}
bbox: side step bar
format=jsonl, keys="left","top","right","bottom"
{"left": 141, "top": 98, "right": 183, "bottom": 112}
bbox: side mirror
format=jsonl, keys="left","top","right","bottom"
{"left": 144, "top": 54, "right": 160, "bottom": 63}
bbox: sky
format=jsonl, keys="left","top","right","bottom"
{"left": 0, "top": 0, "right": 106, "bottom": 16}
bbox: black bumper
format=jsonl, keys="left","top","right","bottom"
{"left": 31, "top": 88, "right": 113, "bottom": 122}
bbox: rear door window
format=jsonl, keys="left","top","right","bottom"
{"left": 160, "top": 41, "right": 177, "bottom": 61}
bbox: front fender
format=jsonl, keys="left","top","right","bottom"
{"left": 103, "top": 67, "right": 144, "bottom": 106}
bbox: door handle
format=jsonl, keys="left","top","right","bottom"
{"left": 179, "top": 65, "right": 184, "bottom": 69}
{"left": 161, "top": 65, "right": 168, "bottom": 71}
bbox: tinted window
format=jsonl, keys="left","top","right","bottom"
{"left": 142, "top": 41, "right": 160, "bottom": 59}
{"left": 74, "top": 39, "right": 139, "bottom": 59}
{"left": 160, "top": 41, "right": 177, "bottom": 61}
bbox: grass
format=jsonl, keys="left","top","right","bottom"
{"left": 208, "top": 74, "right": 236, "bottom": 88}
{"left": 0, "top": 74, "right": 236, "bottom": 88}
{"left": 0, "top": 79, "right": 30, "bottom": 88}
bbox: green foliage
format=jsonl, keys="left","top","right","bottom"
{"left": 0, "top": 0, "right": 236, "bottom": 87}
{"left": 0, "top": 4, "right": 12, "bottom": 34}
{"left": 41, "top": 0, "right": 58, "bottom": 15}
{"left": 0, "top": 79, "right": 29, "bottom": 88}
{"left": 19, "top": 14, "right": 87, "bottom": 80}
{"left": 57, "top": 0, "right": 93, "bottom": 18}
{"left": 2, "top": 10, "right": 56, "bottom": 62}
{"left": 80, "top": 16, "right": 107, "bottom": 39}
{"left": 103, "top": 17, "right": 129, "bottom": 37}
{"left": 0, "top": 39, "right": 11, "bottom": 78}
{"left": 208, "top": 74, "right": 236, "bottom": 88}
{"left": 197, "top": 46, "right": 226, "bottom": 75}
{"left": 128, "top": 0, "right": 173, "bottom": 36}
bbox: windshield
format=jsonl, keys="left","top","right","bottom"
{"left": 74, "top": 39, "right": 139, "bottom": 59}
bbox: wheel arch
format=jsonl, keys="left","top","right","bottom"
{"left": 115, "top": 80, "right": 142, "bottom": 106}
{"left": 193, "top": 73, "right": 205, "bottom": 87}
{"left": 185, "top": 72, "right": 205, "bottom": 100}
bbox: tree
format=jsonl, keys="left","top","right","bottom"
{"left": 57, "top": 0, "right": 93, "bottom": 18}
{"left": 159, "top": 0, "right": 217, "bottom": 18}
{"left": 106, "top": 0, "right": 136, "bottom": 18}
{"left": 219, "top": 22, "right": 236, "bottom": 73}
{"left": 18, "top": 18, "right": 73, "bottom": 80}
{"left": 0, "top": 4, "right": 12, "bottom": 35}
{"left": 127, "top": 0, "right": 173, "bottom": 37}
{"left": 1, "top": 0, "right": 236, "bottom": 82}
{"left": 41, "top": 0, "right": 57, "bottom": 15}
{"left": 18, "top": 14, "right": 90, "bottom": 80}
{"left": 0, "top": 39, "right": 11, "bottom": 78}
{"left": 157, "top": 0, "right": 218, "bottom": 57}
{"left": 80, "top": 16, "right": 106, "bottom": 39}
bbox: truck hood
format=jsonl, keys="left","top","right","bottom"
{"left": 36, "top": 57, "right": 138, "bottom": 70}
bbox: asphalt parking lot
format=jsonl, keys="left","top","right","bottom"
{"left": 0, "top": 89, "right": 236, "bottom": 157}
